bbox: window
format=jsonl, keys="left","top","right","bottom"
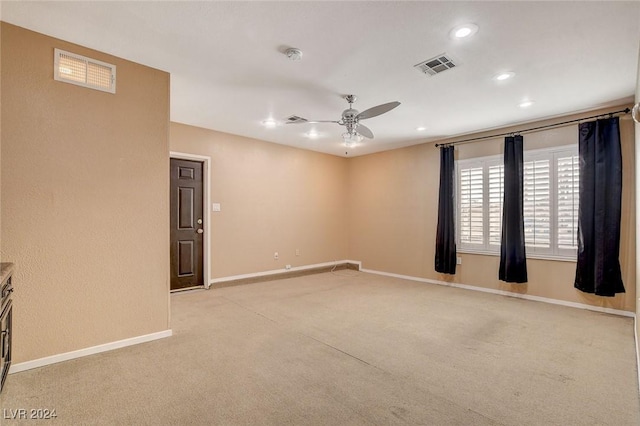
{"left": 456, "top": 145, "right": 579, "bottom": 260}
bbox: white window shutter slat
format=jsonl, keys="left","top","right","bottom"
{"left": 557, "top": 155, "right": 579, "bottom": 250}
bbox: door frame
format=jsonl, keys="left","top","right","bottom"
{"left": 170, "top": 151, "right": 211, "bottom": 289}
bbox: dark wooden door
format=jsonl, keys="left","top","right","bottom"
{"left": 170, "top": 159, "right": 204, "bottom": 290}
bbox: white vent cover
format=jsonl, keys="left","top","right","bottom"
{"left": 54, "top": 48, "right": 116, "bottom": 93}
{"left": 285, "top": 115, "right": 308, "bottom": 123}
{"left": 414, "top": 53, "right": 457, "bottom": 76}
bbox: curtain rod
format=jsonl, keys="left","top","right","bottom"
{"left": 434, "top": 108, "right": 631, "bottom": 148}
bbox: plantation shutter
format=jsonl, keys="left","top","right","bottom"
{"left": 488, "top": 164, "right": 504, "bottom": 247}
{"left": 523, "top": 158, "right": 551, "bottom": 251}
{"left": 557, "top": 154, "right": 579, "bottom": 251}
{"left": 459, "top": 166, "right": 484, "bottom": 246}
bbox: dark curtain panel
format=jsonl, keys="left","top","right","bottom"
{"left": 499, "top": 135, "right": 528, "bottom": 283}
{"left": 574, "top": 117, "right": 624, "bottom": 297}
{"left": 435, "top": 146, "right": 456, "bottom": 274}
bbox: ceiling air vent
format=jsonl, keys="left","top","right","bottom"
{"left": 285, "top": 115, "right": 308, "bottom": 123}
{"left": 54, "top": 48, "right": 116, "bottom": 94}
{"left": 414, "top": 53, "right": 457, "bottom": 76}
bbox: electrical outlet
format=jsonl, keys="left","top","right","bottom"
{"left": 285, "top": 264, "right": 291, "bottom": 270}
{"left": 456, "top": 257, "right": 462, "bottom": 265}
{"left": 295, "top": 249, "right": 300, "bottom": 256}
{"left": 274, "top": 252, "right": 279, "bottom": 260}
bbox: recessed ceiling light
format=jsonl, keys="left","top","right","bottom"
{"left": 261, "top": 118, "right": 277, "bottom": 128}
{"left": 450, "top": 23, "right": 478, "bottom": 39}
{"left": 416, "top": 127, "right": 427, "bottom": 131}
{"left": 306, "top": 130, "right": 319, "bottom": 139}
{"left": 519, "top": 100, "right": 534, "bottom": 108}
{"left": 494, "top": 72, "right": 515, "bottom": 81}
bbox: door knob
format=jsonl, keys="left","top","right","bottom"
{"left": 197, "top": 229, "right": 203, "bottom": 234}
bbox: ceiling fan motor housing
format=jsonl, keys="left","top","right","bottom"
{"left": 342, "top": 108, "right": 359, "bottom": 133}
{"left": 342, "top": 108, "right": 358, "bottom": 121}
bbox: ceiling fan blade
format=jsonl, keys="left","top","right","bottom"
{"left": 357, "top": 124, "right": 374, "bottom": 139}
{"left": 305, "top": 120, "right": 340, "bottom": 124}
{"left": 356, "top": 101, "right": 401, "bottom": 120}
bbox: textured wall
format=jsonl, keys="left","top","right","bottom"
{"left": 0, "top": 7, "right": 3, "bottom": 256}
{"left": 170, "top": 123, "right": 349, "bottom": 280}
{"left": 636, "top": 46, "right": 640, "bottom": 340}
{"left": 349, "top": 106, "right": 636, "bottom": 312}
{"left": 1, "top": 23, "right": 170, "bottom": 363}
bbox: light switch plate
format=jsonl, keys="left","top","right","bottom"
{"left": 212, "top": 203, "right": 221, "bottom": 212}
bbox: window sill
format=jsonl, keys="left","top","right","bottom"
{"left": 457, "top": 249, "right": 576, "bottom": 263}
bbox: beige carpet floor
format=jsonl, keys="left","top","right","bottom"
{"left": 1, "top": 271, "right": 639, "bottom": 425}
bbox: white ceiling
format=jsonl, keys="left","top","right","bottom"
{"left": 3, "top": 1, "right": 639, "bottom": 157}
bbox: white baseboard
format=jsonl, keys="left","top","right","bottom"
{"left": 210, "top": 260, "right": 362, "bottom": 285}
{"left": 361, "top": 268, "right": 635, "bottom": 318}
{"left": 9, "top": 329, "right": 172, "bottom": 374}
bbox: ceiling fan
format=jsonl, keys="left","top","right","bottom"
{"left": 286, "top": 95, "right": 400, "bottom": 144}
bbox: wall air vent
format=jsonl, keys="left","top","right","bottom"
{"left": 285, "top": 115, "right": 308, "bottom": 123}
{"left": 54, "top": 48, "right": 116, "bottom": 93}
{"left": 414, "top": 53, "right": 457, "bottom": 76}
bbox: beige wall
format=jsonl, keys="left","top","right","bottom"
{"left": 0, "top": 10, "right": 3, "bottom": 256}
{"left": 349, "top": 106, "right": 636, "bottom": 312}
{"left": 170, "top": 123, "right": 349, "bottom": 280}
{"left": 634, "top": 45, "right": 640, "bottom": 348}
{"left": 0, "top": 23, "right": 170, "bottom": 363}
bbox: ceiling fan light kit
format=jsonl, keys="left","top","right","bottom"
{"left": 342, "top": 132, "right": 363, "bottom": 147}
